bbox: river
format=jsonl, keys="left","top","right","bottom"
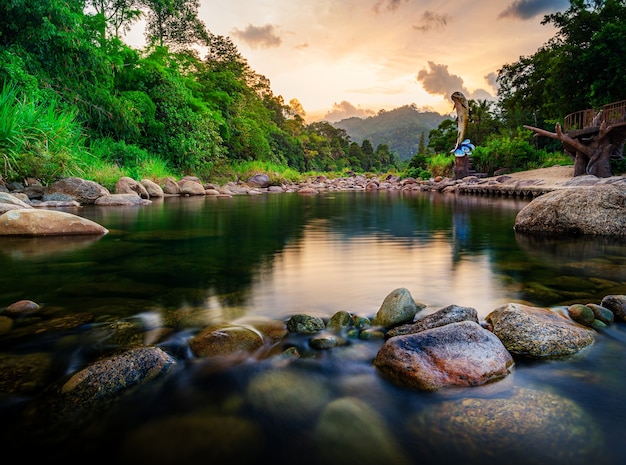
{"left": 1, "top": 190, "right": 625, "bottom": 464}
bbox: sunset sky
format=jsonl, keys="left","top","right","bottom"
{"left": 126, "top": 0, "right": 571, "bottom": 122}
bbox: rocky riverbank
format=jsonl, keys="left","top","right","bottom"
{"left": 1, "top": 288, "right": 625, "bottom": 463}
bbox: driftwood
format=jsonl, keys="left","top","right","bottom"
{"left": 524, "top": 120, "right": 626, "bottom": 178}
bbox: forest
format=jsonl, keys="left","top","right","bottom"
{"left": 1, "top": 0, "right": 625, "bottom": 189}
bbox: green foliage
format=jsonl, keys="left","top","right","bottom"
{"left": 498, "top": 0, "right": 626, "bottom": 126}
{"left": 0, "top": 0, "right": 613, "bottom": 188}
{"left": 210, "top": 159, "right": 303, "bottom": 185}
{"left": 0, "top": 81, "right": 88, "bottom": 184}
{"left": 427, "top": 119, "right": 458, "bottom": 153}
{"left": 427, "top": 153, "right": 455, "bottom": 178}
{"left": 469, "top": 129, "right": 557, "bottom": 176}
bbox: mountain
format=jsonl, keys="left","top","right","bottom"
{"left": 331, "top": 104, "right": 448, "bottom": 161}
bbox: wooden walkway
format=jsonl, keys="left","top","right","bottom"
{"left": 457, "top": 183, "right": 560, "bottom": 198}
{"left": 563, "top": 99, "right": 626, "bottom": 133}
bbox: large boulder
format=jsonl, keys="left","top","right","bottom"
{"left": 0, "top": 192, "right": 33, "bottom": 210}
{"left": 115, "top": 176, "right": 150, "bottom": 199}
{"left": 514, "top": 184, "right": 626, "bottom": 235}
{"left": 140, "top": 179, "right": 164, "bottom": 198}
{"left": 409, "top": 386, "right": 605, "bottom": 465}
{"left": 94, "top": 194, "right": 151, "bottom": 206}
{"left": 45, "top": 177, "right": 109, "bottom": 204}
{"left": 0, "top": 209, "right": 108, "bottom": 236}
{"left": 485, "top": 303, "right": 595, "bottom": 358}
{"left": 373, "top": 320, "right": 514, "bottom": 391}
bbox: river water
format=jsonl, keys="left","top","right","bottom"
{"left": 1, "top": 190, "right": 625, "bottom": 464}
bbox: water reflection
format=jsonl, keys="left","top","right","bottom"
{"left": 2, "top": 191, "right": 626, "bottom": 464}
{"left": 0, "top": 235, "right": 104, "bottom": 260}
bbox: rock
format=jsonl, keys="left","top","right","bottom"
{"left": 21, "top": 346, "right": 177, "bottom": 430}
{"left": 120, "top": 414, "right": 263, "bottom": 464}
{"left": 600, "top": 294, "right": 626, "bottom": 321}
{"left": 179, "top": 180, "right": 206, "bottom": 196}
{"left": 94, "top": 194, "right": 151, "bottom": 206}
{"left": 0, "top": 313, "right": 94, "bottom": 345}
{"left": 246, "top": 369, "right": 331, "bottom": 422}
{"left": 409, "top": 386, "right": 605, "bottom": 465}
{"left": 0, "top": 209, "right": 108, "bottom": 236}
{"left": 0, "top": 316, "right": 12, "bottom": 335}
{"left": 587, "top": 303, "right": 614, "bottom": 325}
{"left": 309, "top": 332, "right": 347, "bottom": 349}
{"left": 0, "top": 192, "right": 33, "bottom": 210}
{"left": 373, "top": 320, "right": 514, "bottom": 391}
{"left": 326, "top": 310, "right": 353, "bottom": 332}
{"left": 247, "top": 173, "right": 270, "bottom": 188}
{"left": 485, "top": 303, "right": 595, "bottom": 359}
{"left": 0, "top": 352, "right": 53, "bottom": 396}
{"left": 373, "top": 287, "right": 424, "bottom": 328}
{"left": 115, "top": 176, "right": 150, "bottom": 198}
{"left": 385, "top": 304, "right": 478, "bottom": 338}
{"left": 286, "top": 314, "right": 325, "bottom": 334}
{"left": 514, "top": 185, "right": 626, "bottom": 235}
{"left": 314, "top": 397, "right": 411, "bottom": 465}
{"left": 567, "top": 303, "right": 595, "bottom": 326}
{"left": 45, "top": 177, "right": 109, "bottom": 204}
{"left": 231, "top": 315, "right": 289, "bottom": 344}
{"left": 162, "top": 178, "right": 181, "bottom": 195}
{"left": 140, "top": 179, "right": 164, "bottom": 198}
{"left": 564, "top": 174, "right": 601, "bottom": 186}
{"left": 3, "top": 299, "right": 41, "bottom": 316}
{"left": 189, "top": 324, "right": 265, "bottom": 358}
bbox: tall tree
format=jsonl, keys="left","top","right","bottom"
{"left": 85, "top": 0, "right": 142, "bottom": 43}
{"left": 141, "top": 0, "right": 210, "bottom": 49}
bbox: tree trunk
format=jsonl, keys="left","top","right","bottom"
{"left": 524, "top": 122, "right": 626, "bottom": 178}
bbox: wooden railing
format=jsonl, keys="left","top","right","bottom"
{"left": 563, "top": 99, "right": 626, "bottom": 132}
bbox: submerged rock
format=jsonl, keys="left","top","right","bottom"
{"left": 314, "top": 396, "right": 411, "bottom": 465}
{"left": 409, "top": 386, "right": 606, "bottom": 465}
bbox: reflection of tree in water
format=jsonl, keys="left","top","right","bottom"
{"left": 513, "top": 232, "right": 626, "bottom": 306}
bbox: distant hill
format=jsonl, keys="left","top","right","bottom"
{"left": 331, "top": 105, "right": 448, "bottom": 161}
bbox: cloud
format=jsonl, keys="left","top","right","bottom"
{"left": 323, "top": 101, "right": 376, "bottom": 122}
{"left": 231, "top": 24, "right": 282, "bottom": 49}
{"left": 413, "top": 10, "right": 451, "bottom": 32}
{"left": 373, "top": 0, "right": 409, "bottom": 14}
{"left": 416, "top": 61, "right": 468, "bottom": 101}
{"left": 469, "top": 88, "right": 495, "bottom": 101}
{"left": 498, "top": 0, "right": 569, "bottom": 20}
{"left": 484, "top": 72, "right": 498, "bottom": 92}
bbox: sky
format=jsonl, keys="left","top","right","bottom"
{"left": 124, "top": 0, "right": 571, "bottom": 122}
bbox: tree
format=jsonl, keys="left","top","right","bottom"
{"left": 141, "top": 0, "right": 210, "bottom": 49}
{"left": 497, "top": 0, "right": 626, "bottom": 126}
{"left": 85, "top": 0, "right": 142, "bottom": 43}
{"left": 417, "top": 132, "right": 427, "bottom": 156}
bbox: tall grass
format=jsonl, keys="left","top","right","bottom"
{"left": 210, "top": 159, "right": 303, "bottom": 185}
{"left": 86, "top": 137, "right": 179, "bottom": 190}
{"left": 0, "top": 80, "right": 88, "bottom": 184}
